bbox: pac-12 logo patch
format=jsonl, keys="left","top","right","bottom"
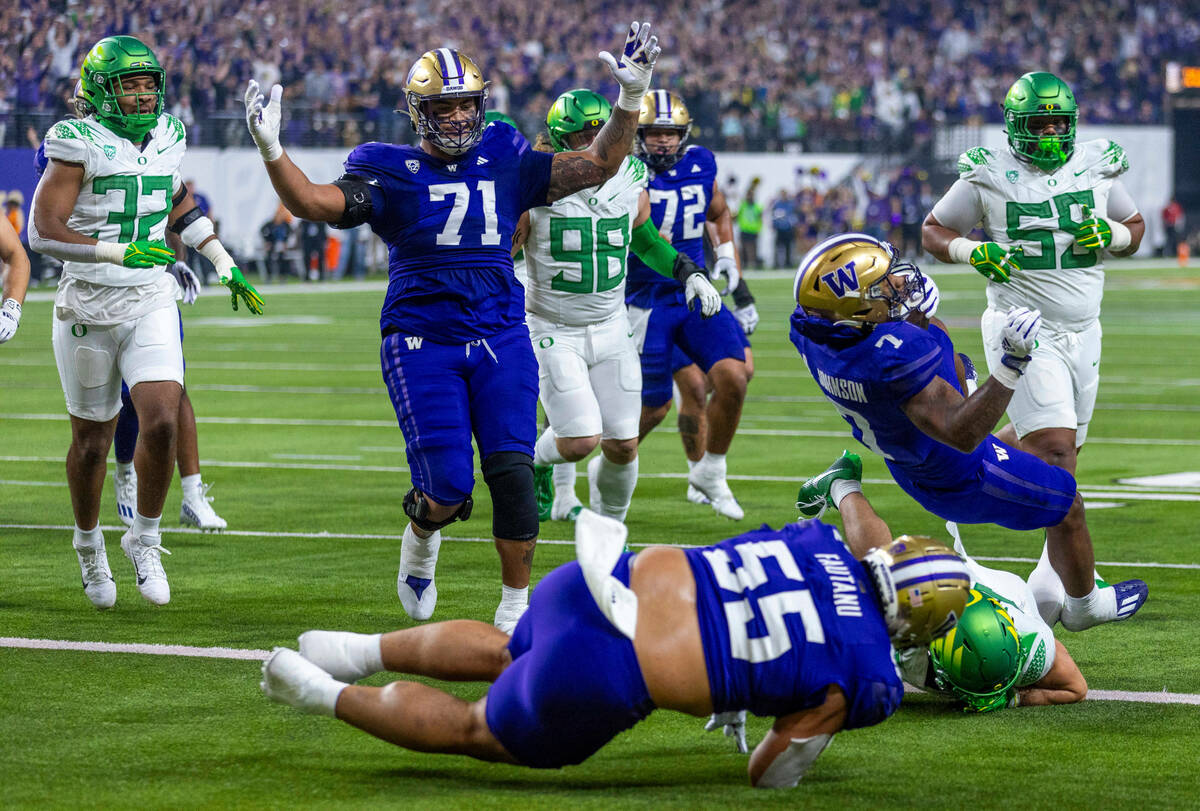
{"left": 820, "top": 260, "right": 859, "bottom": 298}
{"left": 1006, "top": 170, "right": 1018, "bottom": 183}
{"left": 406, "top": 160, "right": 419, "bottom": 174}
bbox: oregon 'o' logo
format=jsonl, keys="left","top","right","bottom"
{"left": 137, "top": 156, "right": 147, "bottom": 165}
{"left": 71, "top": 324, "right": 88, "bottom": 337}
{"left": 538, "top": 336, "right": 554, "bottom": 348}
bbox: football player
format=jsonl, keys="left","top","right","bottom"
{"left": 515, "top": 88, "right": 720, "bottom": 524}
{"left": 798, "top": 454, "right": 1087, "bottom": 711}
{"left": 244, "top": 23, "right": 661, "bottom": 631}
{"left": 33, "top": 82, "right": 229, "bottom": 536}
{"left": 0, "top": 208, "right": 30, "bottom": 345}
{"left": 922, "top": 72, "right": 1144, "bottom": 485}
{"left": 790, "top": 233, "right": 1147, "bottom": 631}
{"left": 262, "top": 508, "right": 970, "bottom": 785}
{"left": 30, "top": 36, "right": 261, "bottom": 609}
{"left": 626, "top": 89, "right": 752, "bottom": 520}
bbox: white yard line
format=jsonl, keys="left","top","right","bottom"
{"left": 2, "top": 635, "right": 1197, "bottom": 704}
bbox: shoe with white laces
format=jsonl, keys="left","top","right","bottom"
{"left": 796, "top": 451, "right": 863, "bottom": 519}
{"left": 686, "top": 484, "right": 711, "bottom": 505}
{"left": 298, "top": 630, "right": 383, "bottom": 683}
{"left": 73, "top": 538, "right": 116, "bottom": 609}
{"left": 113, "top": 468, "right": 137, "bottom": 527}
{"left": 120, "top": 530, "right": 171, "bottom": 605}
{"left": 260, "top": 648, "right": 345, "bottom": 716}
{"left": 688, "top": 459, "right": 744, "bottom": 521}
{"left": 494, "top": 601, "right": 528, "bottom": 634}
{"left": 180, "top": 482, "right": 228, "bottom": 531}
{"left": 397, "top": 525, "right": 440, "bottom": 621}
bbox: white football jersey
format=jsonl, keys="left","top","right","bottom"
{"left": 932, "top": 139, "right": 1134, "bottom": 330}
{"left": 41, "top": 114, "right": 186, "bottom": 287}
{"left": 524, "top": 155, "right": 646, "bottom": 326}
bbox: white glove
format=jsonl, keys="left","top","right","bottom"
{"left": 705, "top": 710, "right": 748, "bottom": 754}
{"left": 169, "top": 261, "right": 201, "bottom": 305}
{"left": 916, "top": 272, "right": 939, "bottom": 317}
{"left": 0, "top": 298, "right": 21, "bottom": 344}
{"left": 245, "top": 80, "right": 283, "bottom": 162}
{"left": 710, "top": 254, "right": 740, "bottom": 295}
{"left": 685, "top": 273, "right": 721, "bottom": 318}
{"left": 598, "top": 21, "right": 661, "bottom": 111}
{"left": 733, "top": 302, "right": 759, "bottom": 335}
{"left": 993, "top": 306, "right": 1042, "bottom": 388}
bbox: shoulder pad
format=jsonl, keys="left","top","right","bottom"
{"left": 42, "top": 119, "right": 94, "bottom": 164}
{"left": 623, "top": 155, "right": 648, "bottom": 184}
{"left": 956, "top": 147, "right": 994, "bottom": 179}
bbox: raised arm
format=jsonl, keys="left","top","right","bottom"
{"left": 546, "top": 22, "right": 660, "bottom": 203}
{"left": 244, "top": 82, "right": 348, "bottom": 224}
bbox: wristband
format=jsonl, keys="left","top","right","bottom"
{"left": 991, "top": 363, "right": 1022, "bottom": 390}
{"left": 948, "top": 237, "right": 982, "bottom": 265}
{"left": 1104, "top": 218, "right": 1132, "bottom": 252}
{"left": 199, "top": 239, "right": 237, "bottom": 282}
{"left": 716, "top": 242, "right": 736, "bottom": 261}
{"left": 95, "top": 241, "right": 129, "bottom": 265}
{"left": 615, "top": 88, "right": 643, "bottom": 112}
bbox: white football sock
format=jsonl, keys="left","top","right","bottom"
{"left": 553, "top": 461, "right": 577, "bottom": 493}
{"left": 500, "top": 584, "right": 528, "bottom": 608}
{"left": 533, "top": 428, "right": 566, "bottom": 466}
{"left": 1027, "top": 539, "right": 1066, "bottom": 625}
{"left": 73, "top": 524, "right": 104, "bottom": 548}
{"left": 595, "top": 454, "right": 638, "bottom": 522}
{"left": 401, "top": 524, "right": 440, "bottom": 579}
{"left": 130, "top": 511, "right": 161, "bottom": 539}
{"left": 1063, "top": 583, "right": 1117, "bottom": 625}
{"left": 697, "top": 451, "right": 727, "bottom": 477}
{"left": 830, "top": 478, "right": 863, "bottom": 510}
{"left": 116, "top": 461, "right": 135, "bottom": 478}
{"left": 181, "top": 473, "right": 203, "bottom": 500}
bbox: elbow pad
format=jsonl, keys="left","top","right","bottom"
{"left": 332, "top": 175, "right": 376, "bottom": 229}
{"left": 172, "top": 208, "right": 216, "bottom": 248}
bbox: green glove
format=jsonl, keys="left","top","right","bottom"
{"left": 123, "top": 240, "right": 175, "bottom": 268}
{"left": 968, "top": 242, "right": 1022, "bottom": 283}
{"left": 1073, "top": 204, "right": 1112, "bottom": 250}
{"left": 222, "top": 266, "right": 265, "bottom": 314}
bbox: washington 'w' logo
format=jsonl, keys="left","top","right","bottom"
{"left": 405, "top": 337, "right": 424, "bottom": 350}
{"left": 820, "top": 261, "right": 859, "bottom": 297}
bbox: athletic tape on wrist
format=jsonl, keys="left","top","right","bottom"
{"left": 1105, "top": 218, "right": 1132, "bottom": 252}
{"left": 948, "top": 237, "right": 981, "bottom": 265}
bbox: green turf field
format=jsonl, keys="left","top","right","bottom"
{"left": 2, "top": 263, "right": 1198, "bottom": 808}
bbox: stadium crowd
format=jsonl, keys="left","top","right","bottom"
{"left": 1, "top": 0, "right": 1195, "bottom": 151}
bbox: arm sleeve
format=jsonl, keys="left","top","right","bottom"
{"left": 629, "top": 217, "right": 679, "bottom": 277}
{"left": 732, "top": 277, "right": 755, "bottom": 308}
{"left": 929, "top": 179, "right": 985, "bottom": 236}
{"left": 1106, "top": 180, "right": 1139, "bottom": 222}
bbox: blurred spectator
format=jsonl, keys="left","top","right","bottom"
{"left": 771, "top": 189, "right": 797, "bottom": 269}
{"left": 736, "top": 178, "right": 764, "bottom": 270}
{"left": 1162, "top": 198, "right": 1185, "bottom": 257}
{"left": 299, "top": 219, "right": 329, "bottom": 282}
{"left": 260, "top": 202, "right": 295, "bottom": 282}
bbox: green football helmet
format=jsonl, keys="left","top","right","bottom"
{"left": 1003, "top": 71, "right": 1077, "bottom": 172}
{"left": 546, "top": 88, "right": 612, "bottom": 152}
{"left": 79, "top": 36, "right": 165, "bottom": 142}
{"left": 484, "top": 110, "right": 519, "bottom": 131}
{"left": 929, "top": 589, "right": 1022, "bottom": 712}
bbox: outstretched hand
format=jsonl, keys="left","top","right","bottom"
{"left": 598, "top": 21, "right": 661, "bottom": 110}
{"left": 222, "top": 266, "right": 265, "bottom": 315}
{"left": 245, "top": 80, "right": 284, "bottom": 162}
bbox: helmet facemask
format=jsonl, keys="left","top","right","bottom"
{"left": 402, "top": 49, "right": 490, "bottom": 157}
{"left": 408, "top": 90, "right": 488, "bottom": 156}
{"left": 1005, "top": 110, "right": 1077, "bottom": 172}
{"left": 637, "top": 124, "right": 690, "bottom": 172}
{"left": 79, "top": 36, "right": 166, "bottom": 142}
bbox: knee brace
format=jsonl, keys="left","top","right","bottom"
{"left": 482, "top": 451, "right": 539, "bottom": 541}
{"left": 403, "top": 487, "right": 473, "bottom": 533}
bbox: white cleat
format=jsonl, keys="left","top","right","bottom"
{"left": 113, "top": 468, "right": 137, "bottom": 527}
{"left": 180, "top": 482, "right": 228, "bottom": 531}
{"left": 260, "top": 647, "right": 343, "bottom": 716}
{"left": 120, "top": 531, "right": 171, "bottom": 605}
{"left": 74, "top": 538, "right": 117, "bottom": 609}
{"left": 397, "top": 526, "right": 440, "bottom": 621}
{"left": 494, "top": 601, "right": 528, "bottom": 635}
{"left": 688, "top": 469, "right": 744, "bottom": 521}
{"left": 551, "top": 494, "right": 584, "bottom": 521}
{"left": 298, "top": 630, "right": 381, "bottom": 682}
{"left": 686, "top": 484, "right": 711, "bottom": 505}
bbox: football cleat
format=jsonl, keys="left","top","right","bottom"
{"left": 74, "top": 537, "right": 117, "bottom": 609}
{"left": 494, "top": 601, "right": 528, "bottom": 635}
{"left": 688, "top": 460, "right": 744, "bottom": 521}
{"left": 397, "top": 525, "right": 440, "bottom": 621}
{"left": 180, "top": 482, "right": 227, "bottom": 531}
{"left": 796, "top": 451, "right": 863, "bottom": 519}
{"left": 533, "top": 464, "right": 554, "bottom": 523}
{"left": 113, "top": 467, "right": 137, "bottom": 527}
{"left": 298, "top": 630, "right": 381, "bottom": 683}
{"left": 686, "top": 484, "right": 711, "bottom": 505}
{"left": 260, "top": 647, "right": 343, "bottom": 716}
{"left": 1061, "top": 579, "right": 1149, "bottom": 631}
{"left": 120, "top": 531, "right": 171, "bottom": 605}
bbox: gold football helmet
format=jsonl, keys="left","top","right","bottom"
{"left": 637, "top": 89, "right": 691, "bottom": 171}
{"left": 862, "top": 536, "right": 971, "bottom": 649}
{"left": 403, "top": 48, "right": 488, "bottom": 156}
{"left": 793, "top": 233, "right": 925, "bottom": 324}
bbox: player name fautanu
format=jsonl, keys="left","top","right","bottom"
{"left": 813, "top": 552, "right": 865, "bottom": 617}
{"left": 817, "top": 370, "right": 867, "bottom": 404}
